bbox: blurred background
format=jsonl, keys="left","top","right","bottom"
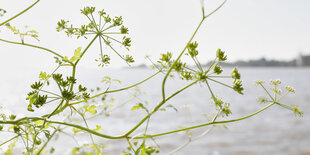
{"left": 0, "top": 0, "right": 309, "bottom": 154}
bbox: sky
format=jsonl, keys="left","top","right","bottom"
{"left": 1, "top": 0, "right": 310, "bottom": 69}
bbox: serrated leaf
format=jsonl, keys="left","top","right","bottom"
{"left": 69, "top": 47, "right": 82, "bottom": 62}
{"left": 73, "top": 128, "right": 82, "bottom": 134}
{"left": 93, "top": 125, "right": 103, "bottom": 131}
{"left": 28, "top": 30, "right": 38, "bottom": 34}
{"left": 84, "top": 105, "right": 97, "bottom": 114}
{"left": 131, "top": 105, "right": 140, "bottom": 111}
{"left": 166, "top": 104, "right": 178, "bottom": 112}
{"left": 39, "top": 72, "right": 51, "bottom": 80}
{"left": 34, "top": 120, "right": 44, "bottom": 126}
{"left": 29, "top": 95, "right": 37, "bottom": 105}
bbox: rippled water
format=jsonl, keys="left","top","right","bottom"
{"left": 0, "top": 67, "right": 309, "bottom": 155}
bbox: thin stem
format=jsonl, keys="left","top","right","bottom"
{"left": 275, "top": 102, "right": 293, "bottom": 111}
{"left": 165, "top": 80, "right": 199, "bottom": 102}
{"left": 126, "top": 137, "right": 136, "bottom": 153}
{"left": 0, "top": 135, "right": 19, "bottom": 147}
{"left": 99, "top": 35, "right": 104, "bottom": 57}
{"left": 162, "top": 18, "right": 205, "bottom": 101}
{"left": 125, "top": 80, "right": 199, "bottom": 137}
{"left": 136, "top": 102, "right": 276, "bottom": 138}
{"left": 75, "top": 35, "right": 99, "bottom": 65}
{"left": 205, "top": 80, "right": 217, "bottom": 102}
{"left": 207, "top": 77, "right": 234, "bottom": 89}
{"left": 70, "top": 70, "right": 161, "bottom": 106}
{"left": 52, "top": 35, "right": 99, "bottom": 116}
{"left": 36, "top": 129, "right": 58, "bottom": 154}
{"left": 103, "top": 32, "right": 123, "bottom": 34}
{"left": 44, "top": 100, "right": 64, "bottom": 118}
{"left": 102, "top": 34, "right": 123, "bottom": 44}
{"left": 0, "top": 0, "right": 40, "bottom": 26}
{"left": 78, "top": 110, "right": 99, "bottom": 152}
{"left": 146, "top": 56, "right": 161, "bottom": 71}
{"left": 276, "top": 91, "right": 290, "bottom": 102}
{"left": 101, "top": 36, "right": 127, "bottom": 62}
{"left": 206, "top": 58, "right": 217, "bottom": 74}
{"left": 102, "top": 25, "right": 116, "bottom": 32}
{"left": 208, "top": 75, "right": 232, "bottom": 78}
{"left": 168, "top": 127, "right": 213, "bottom": 155}
{"left": 161, "top": 0, "right": 227, "bottom": 101}
{"left": 0, "top": 38, "right": 63, "bottom": 58}
{"left": 45, "top": 98, "right": 61, "bottom": 104}
{"left": 40, "top": 90, "right": 62, "bottom": 98}
{"left": 46, "top": 120, "right": 123, "bottom": 139}
{"left": 194, "top": 56, "right": 204, "bottom": 72}
{"left": 190, "top": 55, "right": 203, "bottom": 72}
{"left": 259, "top": 83, "right": 274, "bottom": 100}
{"left": 204, "top": 0, "right": 227, "bottom": 19}
{"left": 183, "top": 66, "right": 198, "bottom": 73}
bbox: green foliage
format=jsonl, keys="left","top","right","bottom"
{"left": 5, "top": 23, "right": 39, "bottom": 43}
{"left": 216, "top": 48, "right": 227, "bottom": 61}
{"left": 0, "top": 1, "right": 302, "bottom": 155}
{"left": 0, "top": 9, "right": 6, "bottom": 17}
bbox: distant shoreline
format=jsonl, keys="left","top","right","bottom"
{"left": 128, "top": 56, "right": 310, "bottom": 69}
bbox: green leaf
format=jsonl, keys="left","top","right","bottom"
{"left": 93, "top": 125, "right": 103, "bottom": 131}
{"left": 84, "top": 105, "right": 97, "bottom": 114}
{"left": 166, "top": 104, "right": 178, "bottom": 112}
{"left": 74, "top": 47, "right": 82, "bottom": 57}
{"left": 69, "top": 47, "right": 82, "bottom": 62}
{"left": 141, "top": 146, "right": 147, "bottom": 155}
{"left": 39, "top": 72, "right": 51, "bottom": 80}
{"left": 34, "top": 120, "right": 44, "bottom": 126}
{"left": 131, "top": 105, "right": 140, "bottom": 111}
{"left": 73, "top": 128, "right": 82, "bottom": 134}
{"left": 29, "top": 94, "right": 37, "bottom": 105}
{"left": 9, "top": 115, "right": 16, "bottom": 120}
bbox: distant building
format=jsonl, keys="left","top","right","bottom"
{"left": 297, "top": 53, "right": 310, "bottom": 67}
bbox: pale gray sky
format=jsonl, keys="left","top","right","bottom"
{"left": 1, "top": 0, "right": 310, "bottom": 69}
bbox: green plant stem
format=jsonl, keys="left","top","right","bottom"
{"left": 207, "top": 77, "right": 234, "bottom": 90}
{"left": 75, "top": 35, "right": 99, "bottom": 65}
{"left": 70, "top": 70, "right": 161, "bottom": 106}
{"left": 0, "top": 98, "right": 274, "bottom": 141}
{"left": 206, "top": 58, "right": 217, "bottom": 74}
{"left": 205, "top": 80, "right": 217, "bottom": 102}
{"left": 102, "top": 34, "right": 123, "bottom": 44}
{"left": 165, "top": 80, "right": 199, "bottom": 102}
{"left": 98, "top": 35, "right": 104, "bottom": 57}
{"left": 134, "top": 102, "right": 276, "bottom": 139}
{"left": 162, "top": 18, "right": 205, "bottom": 101}
{"left": 36, "top": 129, "right": 57, "bottom": 154}
{"left": 44, "top": 100, "right": 64, "bottom": 118}
{"left": 126, "top": 137, "right": 136, "bottom": 153}
{"left": 208, "top": 75, "right": 232, "bottom": 78}
{"left": 276, "top": 91, "right": 289, "bottom": 102}
{"left": 40, "top": 90, "right": 62, "bottom": 98}
{"left": 103, "top": 32, "right": 123, "bottom": 34}
{"left": 168, "top": 127, "right": 213, "bottom": 155}
{"left": 0, "top": 0, "right": 40, "bottom": 26}
{"left": 0, "top": 135, "right": 19, "bottom": 147}
{"left": 0, "top": 38, "right": 63, "bottom": 58}
{"left": 0, "top": 117, "right": 121, "bottom": 139}
{"left": 102, "top": 36, "right": 127, "bottom": 62}
{"left": 161, "top": 0, "right": 227, "bottom": 101}
{"left": 47, "top": 120, "right": 123, "bottom": 139}
{"left": 275, "top": 102, "right": 293, "bottom": 111}
{"left": 53, "top": 35, "right": 99, "bottom": 116}
{"left": 124, "top": 80, "right": 199, "bottom": 137}
{"left": 259, "top": 83, "right": 274, "bottom": 100}
{"left": 203, "top": 0, "right": 227, "bottom": 19}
